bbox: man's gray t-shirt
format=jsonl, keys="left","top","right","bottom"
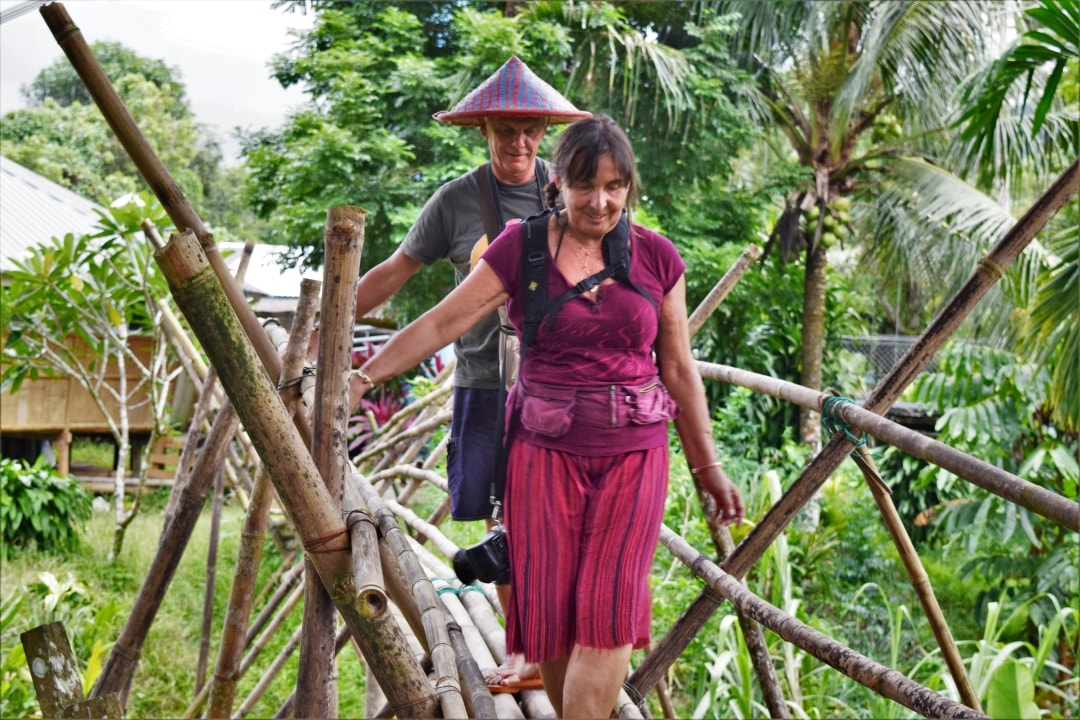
{"left": 401, "top": 162, "right": 550, "bottom": 389}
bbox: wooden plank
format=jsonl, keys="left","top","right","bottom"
{"left": 20, "top": 622, "right": 83, "bottom": 718}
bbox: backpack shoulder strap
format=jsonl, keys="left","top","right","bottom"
{"left": 521, "top": 211, "right": 553, "bottom": 350}
{"left": 474, "top": 163, "right": 502, "bottom": 244}
{"left": 603, "top": 212, "right": 657, "bottom": 309}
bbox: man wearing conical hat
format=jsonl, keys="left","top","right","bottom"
{"left": 349, "top": 56, "right": 587, "bottom": 689}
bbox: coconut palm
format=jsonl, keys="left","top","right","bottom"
{"left": 704, "top": 0, "right": 1028, "bottom": 447}
{"left": 950, "top": 0, "right": 1079, "bottom": 432}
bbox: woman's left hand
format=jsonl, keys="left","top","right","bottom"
{"left": 698, "top": 467, "right": 744, "bottom": 527}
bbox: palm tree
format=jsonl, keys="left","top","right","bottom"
{"left": 950, "top": 0, "right": 1079, "bottom": 433}
{"left": 706, "top": 0, "right": 1024, "bottom": 447}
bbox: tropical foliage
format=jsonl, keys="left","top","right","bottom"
{"left": 0, "top": 194, "right": 181, "bottom": 559}
{"left": 0, "top": 457, "right": 91, "bottom": 559}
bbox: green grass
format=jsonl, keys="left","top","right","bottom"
{"left": 1, "top": 503, "right": 372, "bottom": 717}
{"left": 70, "top": 437, "right": 116, "bottom": 470}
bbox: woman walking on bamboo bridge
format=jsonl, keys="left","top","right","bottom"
{"left": 352, "top": 115, "right": 743, "bottom": 717}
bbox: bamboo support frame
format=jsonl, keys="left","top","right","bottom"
{"left": 683, "top": 245, "right": 789, "bottom": 720}
{"left": 296, "top": 207, "right": 368, "bottom": 717}
{"left": 658, "top": 525, "right": 990, "bottom": 719}
{"left": 205, "top": 279, "right": 321, "bottom": 718}
{"left": 154, "top": 231, "right": 436, "bottom": 717}
{"left": 632, "top": 158, "right": 1080, "bottom": 703}
{"left": 34, "top": 4, "right": 1077, "bottom": 715}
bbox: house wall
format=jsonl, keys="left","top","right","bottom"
{"left": 0, "top": 335, "right": 158, "bottom": 473}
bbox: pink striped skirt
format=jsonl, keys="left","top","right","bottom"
{"left": 503, "top": 439, "right": 669, "bottom": 663}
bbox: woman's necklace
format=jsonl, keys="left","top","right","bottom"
{"left": 553, "top": 215, "right": 601, "bottom": 293}
{"left": 575, "top": 244, "right": 600, "bottom": 292}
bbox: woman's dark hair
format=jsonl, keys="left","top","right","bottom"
{"left": 551, "top": 115, "right": 639, "bottom": 208}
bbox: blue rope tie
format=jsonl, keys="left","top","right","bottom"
{"left": 430, "top": 576, "right": 485, "bottom": 595}
{"left": 821, "top": 396, "right": 867, "bottom": 450}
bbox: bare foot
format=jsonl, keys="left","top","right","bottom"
{"left": 484, "top": 653, "right": 539, "bottom": 686}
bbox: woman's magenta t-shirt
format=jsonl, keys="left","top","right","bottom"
{"left": 482, "top": 217, "right": 686, "bottom": 455}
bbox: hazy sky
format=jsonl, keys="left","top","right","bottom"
{"left": 0, "top": 0, "right": 315, "bottom": 162}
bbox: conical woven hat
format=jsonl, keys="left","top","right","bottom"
{"left": 434, "top": 56, "right": 590, "bottom": 126}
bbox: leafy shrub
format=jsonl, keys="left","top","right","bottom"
{"left": 0, "top": 457, "right": 92, "bottom": 559}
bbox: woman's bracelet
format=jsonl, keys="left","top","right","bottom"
{"left": 690, "top": 461, "right": 723, "bottom": 476}
{"left": 351, "top": 368, "right": 376, "bottom": 386}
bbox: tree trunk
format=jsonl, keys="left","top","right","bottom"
{"left": 798, "top": 241, "right": 827, "bottom": 450}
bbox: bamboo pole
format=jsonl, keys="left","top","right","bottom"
{"left": 247, "top": 559, "right": 305, "bottom": 647}
{"left": 297, "top": 207, "right": 367, "bottom": 717}
{"left": 196, "top": 464, "right": 226, "bottom": 692}
{"left": 235, "top": 625, "right": 304, "bottom": 718}
{"left": 849, "top": 445, "right": 982, "bottom": 711}
{"left": 686, "top": 243, "right": 762, "bottom": 337}
{"left": 273, "top": 626, "right": 353, "bottom": 719}
{"left": 698, "top": 363, "right": 1079, "bottom": 532}
{"left": 39, "top": 4, "right": 296, "bottom": 397}
{"left": 658, "top": 525, "right": 989, "bottom": 720}
{"left": 153, "top": 231, "right": 436, "bottom": 717}
{"left": 634, "top": 158, "right": 1080, "bottom": 695}
{"left": 351, "top": 472, "right": 468, "bottom": 719}
{"left": 205, "top": 279, "right": 321, "bottom": 718}
{"left": 681, "top": 247, "right": 789, "bottom": 719}
{"left": 94, "top": 394, "right": 241, "bottom": 704}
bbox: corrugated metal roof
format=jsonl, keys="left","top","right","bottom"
{"left": 0, "top": 155, "right": 106, "bottom": 272}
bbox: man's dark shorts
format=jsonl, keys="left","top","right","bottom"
{"left": 447, "top": 386, "right": 500, "bottom": 521}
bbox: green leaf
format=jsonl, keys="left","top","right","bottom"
{"left": 986, "top": 659, "right": 1040, "bottom": 720}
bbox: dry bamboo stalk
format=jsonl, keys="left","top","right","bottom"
{"left": 366, "top": 380, "right": 454, "bottom": 475}
{"left": 369, "top": 392, "right": 454, "bottom": 476}
{"left": 94, "top": 396, "right": 241, "bottom": 705}
{"left": 351, "top": 472, "right": 468, "bottom": 718}
{"left": 203, "top": 467, "right": 276, "bottom": 717}
{"left": 297, "top": 206, "right": 367, "bottom": 718}
{"left": 698, "top": 362, "right": 1079, "bottom": 533}
{"left": 39, "top": 3, "right": 295, "bottom": 394}
{"left": 355, "top": 409, "right": 454, "bottom": 464}
{"left": 658, "top": 525, "right": 989, "bottom": 720}
{"left": 156, "top": 231, "right": 436, "bottom": 717}
{"left": 196, "top": 465, "right": 226, "bottom": 692}
{"left": 246, "top": 559, "right": 305, "bottom": 646}
{"left": 369, "top": 465, "right": 449, "bottom": 494}
{"left": 206, "top": 279, "right": 321, "bottom": 718}
{"left": 850, "top": 446, "right": 981, "bottom": 711}
{"left": 235, "top": 624, "right": 304, "bottom": 719}
{"left": 398, "top": 433, "right": 451, "bottom": 506}
{"left": 686, "top": 243, "right": 762, "bottom": 337}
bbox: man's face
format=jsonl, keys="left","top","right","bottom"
{"left": 480, "top": 117, "right": 548, "bottom": 184}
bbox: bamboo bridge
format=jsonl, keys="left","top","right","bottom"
{"left": 17, "top": 4, "right": 1080, "bottom": 718}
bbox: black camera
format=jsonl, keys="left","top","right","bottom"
{"left": 453, "top": 525, "right": 510, "bottom": 585}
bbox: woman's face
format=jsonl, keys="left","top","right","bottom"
{"left": 561, "top": 153, "right": 629, "bottom": 241}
